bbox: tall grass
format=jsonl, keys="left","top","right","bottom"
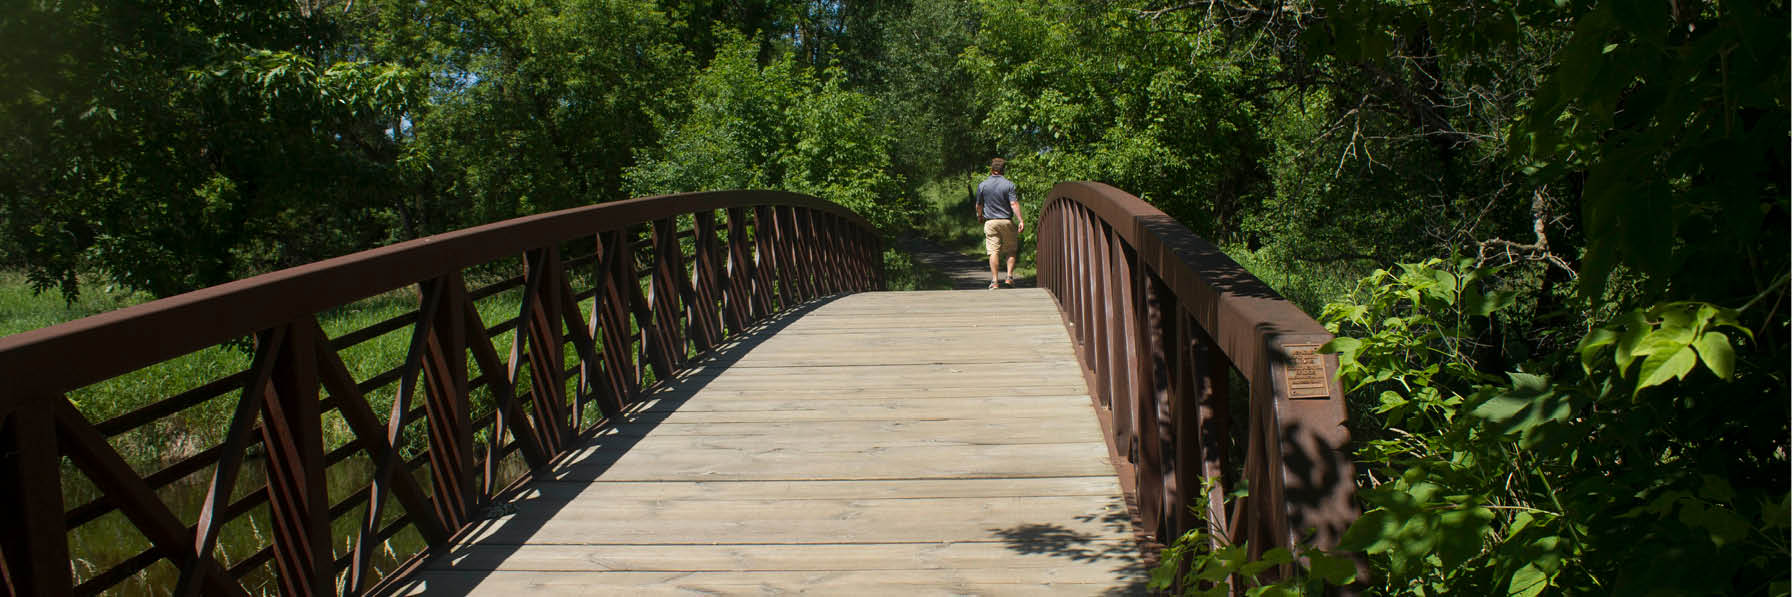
{"left": 0, "top": 271, "right": 156, "bottom": 337}
{"left": 1221, "top": 243, "right": 1371, "bottom": 316}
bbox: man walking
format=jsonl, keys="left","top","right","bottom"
{"left": 975, "top": 158, "right": 1024, "bottom": 289}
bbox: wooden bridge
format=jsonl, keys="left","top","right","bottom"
{"left": 0, "top": 184, "right": 1356, "bottom": 596}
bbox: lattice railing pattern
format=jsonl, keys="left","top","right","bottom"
{"left": 1037, "top": 182, "right": 1357, "bottom": 567}
{"left": 0, "top": 191, "right": 882, "bottom": 597}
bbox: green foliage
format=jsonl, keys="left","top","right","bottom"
{"left": 626, "top": 32, "right": 913, "bottom": 231}
{"left": 1293, "top": 0, "right": 1790, "bottom": 298}
{"left": 960, "top": 0, "right": 1276, "bottom": 241}
{"left": 399, "top": 0, "right": 687, "bottom": 225}
{"left": 866, "top": 0, "right": 984, "bottom": 182}
{"left": 905, "top": 172, "right": 1041, "bottom": 283}
{"left": 1321, "top": 259, "right": 1788, "bottom": 595}
{"left": 2, "top": 3, "right": 1786, "bottom": 593}
{"left": 0, "top": 0, "right": 421, "bottom": 299}
{"left": 1223, "top": 243, "right": 1371, "bottom": 317}
{"left": 1504, "top": 0, "right": 1787, "bottom": 299}
{"left": 0, "top": 271, "right": 152, "bottom": 338}
{"left": 1152, "top": 478, "right": 1359, "bottom": 596}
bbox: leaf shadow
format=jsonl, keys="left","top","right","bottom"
{"left": 987, "top": 496, "right": 1151, "bottom": 596}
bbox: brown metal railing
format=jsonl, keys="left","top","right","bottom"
{"left": 1037, "top": 182, "right": 1357, "bottom": 560}
{"left": 0, "top": 191, "right": 882, "bottom": 597}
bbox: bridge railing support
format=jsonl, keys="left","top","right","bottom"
{"left": 0, "top": 191, "right": 882, "bottom": 597}
{"left": 1037, "top": 182, "right": 1357, "bottom": 569}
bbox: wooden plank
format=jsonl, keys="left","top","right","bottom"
{"left": 508, "top": 477, "right": 1123, "bottom": 502}
{"left": 611, "top": 404, "right": 1094, "bottom": 425}
{"left": 475, "top": 495, "right": 1129, "bottom": 526}
{"left": 635, "top": 386, "right": 1095, "bottom": 400}
{"left": 647, "top": 368, "right": 1089, "bottom": 384}
{"left": 454, "top": 512, "right": 1130, "bottom": 546}
{"left": 672, "top": 360, "right": 1087, "bottom": 376}
{"left": 730, "top": 329, "right": 1078, "bottom": 346}
{"left": 765, "top": 322, "right": 1072, "bottom": 334}
{"left": 770, "top": 314, "right": 1068, "bottom": 329}
{"left": 575, "top": 432, "right": 1101, "bottom": 452}
{"left": 627, "top": 395, "right": 1092, "bottom": 415}
{"left": 785, "top": 308, "right": 1067, "bottom": 318}
{"left": 541, "top": 442, "right": 1116, "bottom": 481}
{"left": 406, "top": 289, "right": 1144, "bottom": 593}
{"left": 599, "top": 417, "right": 1104, "bottom": 443}
{"left": 392, "top": 570, "right": 1143, "bottom": 595}
{"left": 431, "top": 541, "right": 1142, "bottom": 572}
{"left": 700, "top": 354, "right": 1082, "bottom": 368}
{"left": 714, "top": 339, "right": 1080, "bottom": 358}
{"left": 820, "top": 288, "right": 1061, "bottom": 305}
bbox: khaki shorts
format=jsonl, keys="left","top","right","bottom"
{"left": 984, "top": 219, "right": 1018, "bottom": 257}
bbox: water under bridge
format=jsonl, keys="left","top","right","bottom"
{"left": 0, "top": 183, "right": 1357, "bottom": 595}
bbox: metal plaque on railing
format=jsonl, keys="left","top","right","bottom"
{"left": 1280, "top": 343, "right": 1331, "bottom": 399}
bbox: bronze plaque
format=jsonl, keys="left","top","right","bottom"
{"left": 1282, "top": 343, "right": 1331, "bottom": 399}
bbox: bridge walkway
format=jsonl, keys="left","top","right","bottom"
{"left": 388, "top": 289, "right": 1146, "bottom": 595}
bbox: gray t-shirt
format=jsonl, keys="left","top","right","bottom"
{"left": 977, "top": 175, "right": 1018, "bottom": 220}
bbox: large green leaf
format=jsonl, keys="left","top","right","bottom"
{"left": 1320, "top": 336, "right": 1364, "bottom": 357}
{"left": 1577, "top": 327, "right": 1618, "bottom": 373}
{"left": 1692, "top": 331, "right": 1735, "bottom": 379}
{"left": 1472, "top": 373, "right": 1571, "bottom": 443}
{"left": 1306, "top": 550, "right": 1359, "bottom": 586}
{"left": 1636, "top": 345, "right": 1697, "bottom": 392}
{"left": 1336, "top": 508, "right": 1396, "bottom": 553}
{"left": 1471, "top": 393, "right": 1530, "bottom": 422}
{"left": 1435, "top": 505, "right": 1495, "bottom": 569}
{"left": 1507, "top": 563, "right": 1550, "bottom": 597}
{"left": 1613, "top": 310, "right": 1651, "bottom": 373}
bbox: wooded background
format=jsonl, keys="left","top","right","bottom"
{"left": 2, "top": 0, "right": 1786, "bottom": 594}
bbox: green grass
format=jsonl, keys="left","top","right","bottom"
{"left": 1222, "top": 243, "right": 1370, "bottom": 317}
{"left": 0, "top": 271, "right": 157, "bottom": 337}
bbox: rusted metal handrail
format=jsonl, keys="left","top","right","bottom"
{"left": 0, "top": 190, "right": 882, "bottom": 596}
{"left": 1037, "top": 182, "right": 1356, "bottom": 562}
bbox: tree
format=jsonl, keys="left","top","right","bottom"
{"left": 868, "top": 0, "right": 987, "bottom": 182}
{"left": 1, "top": 0, "right": 419, "bottom": 298}
{"left": 626, "top": 32, "right": 911, "bottom": 230}
{"left": 960, "top": 0, "right": 1282, "bottom": 242}
{"left": 397, "top": 0, "right": 688, "bottom": 228}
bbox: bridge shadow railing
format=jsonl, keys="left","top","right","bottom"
{"left": 1037, "top": 182, "right": 1357, "bottom": 570}
{"left": 0, "top": 191, "right": 882, "bottom": 597}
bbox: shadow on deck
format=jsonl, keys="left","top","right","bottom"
{"left": 383, "top": 290, "right": 1147, "bottom": 595}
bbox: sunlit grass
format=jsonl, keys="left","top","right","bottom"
{"left": 0, "top": 271, "right": 156, "bottom": 337}
{"left": 1221, "top": 243, "right": 1368, "bottom": 316}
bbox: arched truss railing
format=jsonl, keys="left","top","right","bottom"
{"left": 0, "top": 191, "right": 882, "bottom": 597}
{"left": 1038, "top": 182, "right": 1357, "bottom": 560}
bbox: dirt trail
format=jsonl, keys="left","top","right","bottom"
{"left": 893, "top": 235, "right": 1033, "bottom": 290}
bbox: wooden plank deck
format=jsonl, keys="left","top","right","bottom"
{"left": 387, "top": 289, "right": 1146, "bottom": 595}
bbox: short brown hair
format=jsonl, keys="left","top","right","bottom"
{"left": 989, "top": 158, "right": 1007, "bottom": 173}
